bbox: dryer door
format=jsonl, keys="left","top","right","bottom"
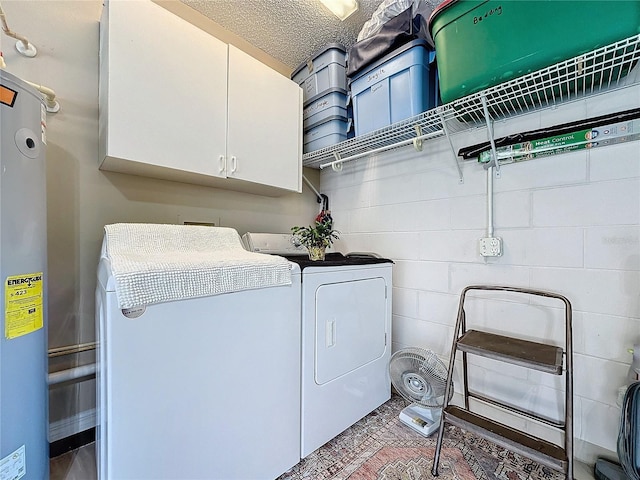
{"left": 315, "top": 277, "right": 387, "bottom": 384}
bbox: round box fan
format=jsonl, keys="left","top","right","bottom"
{"left": 389, "top": 347, "right": 453, "bottom": 436}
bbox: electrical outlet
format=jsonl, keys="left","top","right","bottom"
{"left": 479, "top": 237, "right": 503, "bottom": 257}
{"left": 177, "top": 214, "right": 220, "bottom": 227}
{"left": 182, "top": 221, "right": 216, "bottom": 227}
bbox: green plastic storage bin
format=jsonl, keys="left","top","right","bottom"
{"left": 428, "top": 0, "right": 640, "bottom": 104}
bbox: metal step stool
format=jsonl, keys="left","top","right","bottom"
{"left": 431, "top": 285, "right": 574, "bottom": 479}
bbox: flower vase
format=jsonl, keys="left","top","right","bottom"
{"left": 307, "top": 245, "right": 326, "bottom": 261}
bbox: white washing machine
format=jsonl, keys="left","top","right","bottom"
{"left": 96, "top": 226, "right": 302, "bottom": 480}
{"left": 243, "top": 234, "right": 393, "bottom": 457}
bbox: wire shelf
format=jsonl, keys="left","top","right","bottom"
{"left": 302, "top": 34, "right": 640, "bottom": 170}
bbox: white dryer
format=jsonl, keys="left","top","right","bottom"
{"left": 243, "top": 234, "right": 393, "bottom": 457}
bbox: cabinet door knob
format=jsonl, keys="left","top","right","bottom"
{"left": 218, "top": 155, "right": 225, "bottom": 173}
{"left": 230, "top": 156, "right": 237, "bottom": 174}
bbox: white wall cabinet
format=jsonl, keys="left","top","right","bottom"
{"left": 226, "top": 45, "right": 302, "bottom": 192}
{"left": 99, "top": 0, "right": 302, "bottom": 196}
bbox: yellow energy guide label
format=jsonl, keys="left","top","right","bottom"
{"left": 5, "top": 272, "right": 44, "bottom": 339}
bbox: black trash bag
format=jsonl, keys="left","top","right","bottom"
{"left": 346, "top": 4, "right": 435, "bottom": 79}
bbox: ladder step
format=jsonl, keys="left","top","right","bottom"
{"left": 467, "top": 390, "right": 565, "bottom": 427}
{"left": 444, "top": 406, "right": 568, "bottom": 473}
{"left": 456, "top": 330, "right": 564, "bottom": 374}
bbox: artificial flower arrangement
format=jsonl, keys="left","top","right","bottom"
{"left": 291, "top": 210, "right": 339, "bottom": 260}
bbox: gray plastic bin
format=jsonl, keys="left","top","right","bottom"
{"left": 292, "top": 43, "right": 347, "bottom": 105}
{"left": 303, "top": 114, "right": 351, "bottom": 153}
{"left": 303, "top": 88, "right": 349, "bottom": 128}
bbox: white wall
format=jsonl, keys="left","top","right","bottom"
{"left": 321, "top": 84, "right": 640, "bottom": 463}
{"left": 3, "top": 0, "right": 638, "bottom": 465}
{"left": 1, "top": 0, "right": 319, "bottom": 439}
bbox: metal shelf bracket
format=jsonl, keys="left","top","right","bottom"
{"left": 302, "top": 174, "right": 323, "bottom": 203}
{"left": 439, "top": 111, "right": 464, "bottom": 184}
{"left": 331, "top": 151, "right": 343, "bottom": 172}
{"left": 413, "top": 125, "right": 424, "bottom": 151}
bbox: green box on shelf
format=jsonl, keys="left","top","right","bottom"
{"left": 429, "top": 0, "right": 640, "bottom": 104}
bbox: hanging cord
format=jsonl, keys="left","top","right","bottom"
{"left": 618, "top": 381, "right": 640, "bottom": 480}
{"left": 320, "top": 194, "right": 329, "bottom": 213}
{"left": 317, "top": 194, "right": 332, "bottom": 226}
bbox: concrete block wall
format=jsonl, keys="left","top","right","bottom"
{"left": 320, "top": 85, "right": 640, "bottom": 463}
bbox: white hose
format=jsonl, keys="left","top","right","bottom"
{"left": 24, "top": 80, "right": 60, "bottom": 112}
{"left": 0, "top": 2, "right": 37, "bottom": 57}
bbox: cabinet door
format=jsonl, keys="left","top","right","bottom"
{"left": 227, "top": 45, "right": 302, "bottom": 192}
{"left": 101, "top": 0, "right": 227, "bottom": 178}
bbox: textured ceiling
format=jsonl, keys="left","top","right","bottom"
{"left": 180, "top": 0, "right": 407, "bottom": 70}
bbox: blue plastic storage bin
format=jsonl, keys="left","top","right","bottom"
{"left": 291, "top": 44, "right": 347, "bottom": 106}
{"left": 303, "top": 88, "right": 349, "bottom": 128}
{"left": 350, "top": 39, "right": 436, "bottom": 136}
{"left": 303, "top": 115, "right": 351, "bottom": 153}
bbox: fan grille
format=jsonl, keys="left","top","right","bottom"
{"left": 389, "top": 347, "right": 453, "bottom": 408}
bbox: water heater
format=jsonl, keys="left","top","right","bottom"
{"left": 0, "top": 69, "right": 48, "bottom": 479}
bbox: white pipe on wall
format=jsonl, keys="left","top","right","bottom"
{"left": 0, "top": 3, "right": 59, "bottom": 111}
{"left": 486, "top": 166, "right": 494, "bottom": 238}
{"left": 24, "top": 80, "right": 59, "bottom": 113}
{"left": 0, "top": 2, "right": 37, "bottom": 57}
